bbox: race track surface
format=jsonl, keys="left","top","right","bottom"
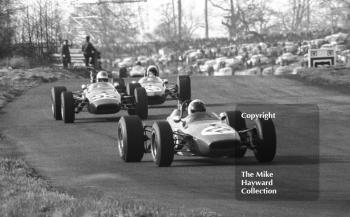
{"left": 1, "top": 76, "right": 350, "bottom": 216}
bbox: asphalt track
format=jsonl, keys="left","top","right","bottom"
{"left": 1, "top": 76, "right": 350, "bottom": 216}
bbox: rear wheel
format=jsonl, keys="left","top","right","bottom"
{"left": 253, "top": 118, "right": 276, "bottom": 162}
{"left": 61, "top": 91, "right": 75, "bottom": 123}
{"left": 177, "top": 75, "right": 191, "bottom": 103}
{"left": 127, "top": 108, "right": 136, "bottom": 115}
{"left": 51, "top": 86, "right": 66, "bottom": 120}
{"left": 225, "top": 110, "right": 247, "bottom": 158}
{"left": 134, "top": 87, "right": 148, "bottom": 119}
{"left": 117, "top": 116, "right": 144, "bottom": 162}
{"left": 127, "top": 83, "right": 141, "bottom": 96}
{"left": 151, "top": 121, "right": 174, "bottom": 167}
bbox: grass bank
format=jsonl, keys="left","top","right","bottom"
{"left": 0, "top": 158, "right": 220, "bottom": 217}
{"left": 287, "top": 66, "right": 350, "bottom": 93}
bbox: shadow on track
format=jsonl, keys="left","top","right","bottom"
{"left": 141, "top": 155, "right": 322, "bottom": 168}
{"left": 149, "top": 102, "right": 236, "bottom": 109}
{"left": 74, "top": 117, "right": 121, "bottom": 124}
{"left": 147, "top": 114, "right": 169, "bottom": 121}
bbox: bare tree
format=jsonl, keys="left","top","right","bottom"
{"left": 68, "top": 3, "right": 139, "bottom": 59}
{"left": 209, "top": 0, "right": 240, "bottom": 38}
{"left": 209, "top": 0, "right": 273, "bottom": 38}
{"left": 153, "top": 2, "right": 177, "bottom": 41}
{"left": 318, "top": 0, "right": 350, "bottom": 32}
{"left": 154, "top": 1, "right": 201, "bottom": 41}
{"left": 0, "top": 0, "right": 16, "bottom": 57}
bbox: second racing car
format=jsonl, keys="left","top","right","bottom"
{"left": 116, "top": 99, "right": 277, "bottom": 167}
{"left": 125, "top": 65, "right": 191, "bottom": 105}
{"left": 51, "top": 71, "right": 148, "bottom": 123}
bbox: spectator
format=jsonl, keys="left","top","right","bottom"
{"left": 82, "top": 36, "right": 97, "bottom": 67}
{"left": 61, "top": 40, "right": 71, "bottom": 69}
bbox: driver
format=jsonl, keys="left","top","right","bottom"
{"left": 145, "top": 65, "right": 159, "bottom": 78}
{"left": 183, "top": 99, "right": 207, "bottom": 122}
{"left": 172, "top": 99, "right": 214, "bottom": 125}
{"left": 96, "top": 71, "right": 109, "bottom": 83}
{"left": 139, "top": 65, "right": 162, "bottom": 83}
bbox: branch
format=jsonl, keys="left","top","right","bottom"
{"left": 208, "top": 0, "right": 230, "bottom": 12}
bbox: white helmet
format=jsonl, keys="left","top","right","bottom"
{"left": 96, "top": 71, "right": 108, "bottom": 82}
{"left": 146, "top": 65, "right": 159, "bottom": 77}
{"left": 188, "top": 99, "right": 206, "bottom": 115}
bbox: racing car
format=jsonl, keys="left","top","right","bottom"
{"left": 126, "top": 65, "right": 191, "bottom": 105}
{"left": 116, "top": 99, "right": 277, "bottom": 167}
{"left": 51, "top": 71, "right": 148, "bottom": 123}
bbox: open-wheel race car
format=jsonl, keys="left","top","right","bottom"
{"left": 116, "top": 100, "right": 277, "bottom": 167}
{"left": 51, "top": 71, "right": 148, "bottom": 123}
{"left": 124, "top": 65, "right": 191, "bottom": 105}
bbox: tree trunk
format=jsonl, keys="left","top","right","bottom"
{"left": 205, "top": 0, "right": 209, "bottom": 39}
{"left": 178, "top": 0, "right": 182, "bottom": 41}
{"left": 172, "top": 0, "right": 177, "bottom": 38}
{"left": 307, "top": 0, "right": 310, "bottom": 33}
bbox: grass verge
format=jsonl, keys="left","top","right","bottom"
{"left": 0, "top": 157, "right": 221, "bottom": 217}
{"left": 287, "top": 66, "right": 350, "bottom": 93}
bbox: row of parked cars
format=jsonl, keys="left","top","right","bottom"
{"left": 98, "top": 32, "right": 349, "bottom": 77}
{"left": 183, "top": 32, "right": 350, "bottom": 76}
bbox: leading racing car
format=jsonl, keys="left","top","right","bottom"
{"left": 51, "top": 71, "right": 148, "bottom": 123}
{"left": 116, "top": 99, "right": 277, "bottom": 167}
{"left": 125, "top": 65, "right": 191, "bottom": 106}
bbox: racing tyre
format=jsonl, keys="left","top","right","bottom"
{"left": 127, "top": 83, "right": 141, "bottom": 96}
{"left": 117, "top": 116, "right": 144, "bottom": 162}
{"left": 177, "top": 75, "right": 191, "bottom": 102}
{"left": 253, "top": 118, "right": 276, "bottom": 163}
{"left": 151, "top": 121, "right": 174, "bottom": 167}
{"left": 225, "top": 111, "right": 247, "bottom": 158}
{"left": 51, "top": 86, "right": 67, "bottom": 120}
{"left": 134, "top": 87, "right": 148, "bottom": 119}
{"left": 127, "top": 108, "right": 136, "bottom": 115}
{"left": 61, "top": 91, "right": 75, "bottom": 123}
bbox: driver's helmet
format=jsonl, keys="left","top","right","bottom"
{"left": 96, "top": 71, "right": 109, "bottom": 82}
{"left": 188, "top": 99, "right": 206, "bottom": 115}
{"left": 145, "top": 65, "right": 159, "bottom": 77}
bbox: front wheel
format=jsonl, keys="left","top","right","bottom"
{"left": 127, "top": 83, "right": 141, "bottom": 96}
{"left": 51, "top": 86, "right": 67, "bottom": 120}
{"left": 61, "top": 91, "right": 75, "bottom": 123}
{"left": 177, "top": 75, "right": 191, "bottom": 103}
{"left": 151, "top": 121, "right": 174, "bottom": 167}
{"left": 253, "top": 118, "right": 276, "bottom": 163}
{"left": 117, "top": 116, "right": 144, "bottom": 162}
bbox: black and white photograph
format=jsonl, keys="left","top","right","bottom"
{"left": 0, "top": 0, "right": 349, "bottom": 216}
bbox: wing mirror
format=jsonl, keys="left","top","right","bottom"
{"left": 81, "top": 84, "right": 87, "bottom": 90}
{"left": 113, "top": 82, "right": 119, "bottom": 88}
{"left": 163, "top": 79, "right": 169, "bottom": 84}
{"left": 219, "top": 112, "right": 226, "bottom": 121}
